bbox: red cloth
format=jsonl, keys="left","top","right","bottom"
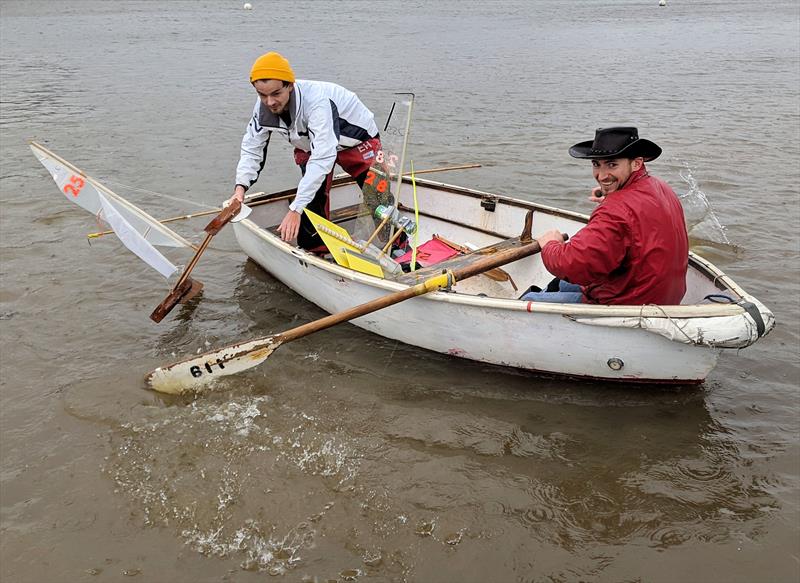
{"left": 292, "top": 137, "right": 382, "bottom": 219}
{"left": 541, "top": 165, "right": 688, "bottom": 305}
{"left": 293, "top": 137, "right": 381, "bottom": 186}
{"left": 395, "top": 238, "right": 459, "bottom": 266}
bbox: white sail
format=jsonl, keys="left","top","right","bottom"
{"left": 30, "top": 142, "right": 194, "bottom": 278}
{"left": 97, "top": 193, "right": 178, "bottom": 278}
{"left": 29, "top": 142, "right": 192, "bottom": 249}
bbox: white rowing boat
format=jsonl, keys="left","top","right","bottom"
{"left": 231, "top": 175, "right": 774, "bottom": 384}
{"left": 29, "top": 140, "right": 775, "bottom": 389}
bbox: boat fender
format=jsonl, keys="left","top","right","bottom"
{"left": 703, "top": 293, "right": 767, "bottom": 338}
{"left": 737, "top": 300, "right": 766, "bottom": 338}
{"left": 703, "top": 294, "right": 767, "bottom": 338}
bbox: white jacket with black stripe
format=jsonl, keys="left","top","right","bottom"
{"left": 235, "top": 79, "right": 379, "bottom": 213}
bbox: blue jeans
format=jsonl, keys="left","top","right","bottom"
{"left": 521, "top": 281, "right": 584, "bottom": 303}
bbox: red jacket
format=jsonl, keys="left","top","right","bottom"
{"left": 541, "top": 166, "right": 688, "bottom": 305}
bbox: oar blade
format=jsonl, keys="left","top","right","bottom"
{"left": 145, "top": 335, "right": 283, "bottom": 394}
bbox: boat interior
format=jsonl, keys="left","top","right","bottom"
{"left": 245, "top": 177, "right": 740, "bottom": 306}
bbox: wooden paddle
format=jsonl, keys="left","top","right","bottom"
{"left": 146, "top": 212, "right": 541, "bottom": 394}
{"left": 433, "top": 234, "right": 518, "bottom": 290}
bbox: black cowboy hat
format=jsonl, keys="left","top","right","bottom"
{"left": 569, "top": 127, "right": 662, "bottom": 161}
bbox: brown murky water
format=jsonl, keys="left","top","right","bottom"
{"left": 1, "top": 1, "right": 798, "bottom": 582}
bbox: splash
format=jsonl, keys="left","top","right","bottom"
{"left": 104, "top": 395, "right": 360, "bottom": 573}
{"left": 676, "top": 162, "right": 734, "bottom": 248}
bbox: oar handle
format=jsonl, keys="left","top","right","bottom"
{"left": 450, "top": 239, "right": 541, "bottom": 281}
{"left": 276, "top": 271, "right": 453, "bottom": 344}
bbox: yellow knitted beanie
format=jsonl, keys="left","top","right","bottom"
{"left": 249, "top": 52, "right": 295, "bottom": 84}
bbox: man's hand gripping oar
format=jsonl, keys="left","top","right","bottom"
{"left": 149, "top": 198, "right": 248, "bottom": 323}
{"left": 146, "top": 212, "right": 542, "bottom": 394}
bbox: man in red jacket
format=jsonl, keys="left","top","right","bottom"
{"left": 523, "top": 127, "right": 689, "bottom": 305}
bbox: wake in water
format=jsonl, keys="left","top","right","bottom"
{"left": 675, "top": 161, "right": 739, "bottom": 252}
{"left": 105, "top": 395, "right": 359, "bottom": 575}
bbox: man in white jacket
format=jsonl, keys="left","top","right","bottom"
{"left": 225, "top": 52, "right": 381, "bottom": 250}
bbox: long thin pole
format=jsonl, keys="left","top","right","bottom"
{"left": 392, "top": 93, "right": 415, "bottom": 213}
{"left": 87, "top": 192, "right": 268, "bottom": 239}
{"left": 404, "top": 163, "right": 480, "bottom": 175}
{"left": 87, "top": 163, "right": 481, "bottom": 240}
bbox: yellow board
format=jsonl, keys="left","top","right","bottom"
{"left": 342, "top": 248, "right": 384, "bottom": 278}
{"left": 303, "top": 208, "right": 384, "bottom": 278}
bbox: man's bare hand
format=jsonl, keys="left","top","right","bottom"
{"left": 277, "top": 210, "right": 301, "bottom": 242}
{"left": 536, "top": 229, "right": 567, "bottom": 248}
{"left": 224, "top": 186, "right": 246, "bottom": 208}
{"left": 588, "top": 186, "right": 605, "bottom": 204}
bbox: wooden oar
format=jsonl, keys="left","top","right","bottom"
{"left": 433, "top": 234, "right": 518, "bottom": 290}
{"left": 146, "top": 215, "right": 539, "bottom": 395}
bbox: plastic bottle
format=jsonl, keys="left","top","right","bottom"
{"left": 374, "top": 204, "right": 417, "bottom": 235}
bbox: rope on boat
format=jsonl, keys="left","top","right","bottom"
{"left": 639, "top": 303, "right": 699, "bottom": 345}
{"left": 704, "top": 294, "right": 735, "bottom": 303}
{"left": 316, "top": 224, "right": 362, "bottom": 249}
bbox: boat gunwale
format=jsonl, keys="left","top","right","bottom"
{"left": 240, "top": 177, "right": 751, "bottom": 320}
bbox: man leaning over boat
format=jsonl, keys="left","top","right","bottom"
{"left": 225, "top": 52, "right": 381, "bottom": 251}
{"left": 523, "top": 127, "right": 689, "bottom": 305}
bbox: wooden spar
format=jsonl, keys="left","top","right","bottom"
{"left": 362, "top": 215, "right": 391, "bottom": 249}
{"left": 392, "top": 93, "right": 415, "bottom": 213}
{"left": 88, "top": 164, "right": 482, "bottom": 240}
{"left": 378, "top": 227, "right": 406, "bottom": 258}
{"left": 87, "top": 192, "right": 267, "bottom": 239}
{"left": 388, "top": 94, "right": 415, "bottom": 248}
{"left": 405, "top": 163, "right": 481, "bottom": 175}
